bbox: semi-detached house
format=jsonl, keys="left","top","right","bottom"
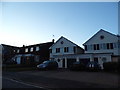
{"left": 49, "top": 29, "right": 120, "bottom": 69}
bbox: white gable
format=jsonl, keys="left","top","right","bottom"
{"left": 83, "top": 29, "right": 118, "bottom": 45}
{"left": 50, "top": 36, "right": 77, "bottom": 49}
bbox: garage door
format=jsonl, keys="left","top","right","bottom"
{"left": 67, "top": 58, "right": 76, "bottom": 68}
{"left": 80, "top": 58, "right": 90, "bottom": 65}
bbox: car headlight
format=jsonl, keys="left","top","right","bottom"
{"left": 37, "top": 65, "right": 40, "bottom": 68}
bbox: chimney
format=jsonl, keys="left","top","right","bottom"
{"left": 23, "top": 45, "right": 25, "bottom": 47}
{"left": 52, "top": 39, "right": 55, "bottom": 43}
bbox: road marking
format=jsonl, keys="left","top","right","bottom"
{"left": 2, "top": 77, "right": 47, "bottom": 89}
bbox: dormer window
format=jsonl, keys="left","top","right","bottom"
{"left": 17, "top": 49, "right": 19, "bottom": 53}
{"left": 36, "top": 46, "right": 40, "bottom": 51}
{"left": 30, "top": 47, "right": 34, "bottom": 52}
{"left": 25, "top": 48, "right": 28, "bottom": 52}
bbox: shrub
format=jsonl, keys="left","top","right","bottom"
{"left": 103, "top": 62, "right": 119, "bottom": 72}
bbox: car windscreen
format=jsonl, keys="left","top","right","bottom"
{"left": 43, "top": 61, "right": 50, "bottom": 64}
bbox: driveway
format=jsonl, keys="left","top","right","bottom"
{"left": 16, "top": 69, "right": 119, "bottom": 88}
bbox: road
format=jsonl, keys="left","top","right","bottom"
{"left": 2, "top": 77, "right": 48, "bottom": 89}
{"left": 2, "top": 71, "right": 117, "bottom": 89}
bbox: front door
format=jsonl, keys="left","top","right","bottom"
{"left": 62, "top": 59, "right": 65, "bottom": 68}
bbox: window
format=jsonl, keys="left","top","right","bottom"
{"left": 107, "top": 43, "right": 109, "bottom": 49}
{"left": 84, "top": 45, "right": 87, "bottom": 51}
{"left": 94, "top": 44, "right": 97, "bottom": 50}
{"left": 96, "top": 44, "right": 100, "bottom": 50}
{"left": 14, "top": 50, "right": 16, "bottom": 53}
{"left": 56, "top": 48, "right": 60, "bottom": 53}
{"left": 36, "top": 46, "right": 39, "bottom": 51}
{"left": 25, "top": 48, "right": 28, "bottom": 52}
{"left": 90, "top": 45, "right": 93, "bottom": 50}
{"left": 93, "top": 44, "right": 99, "bottom": 50}
{"left": 110, "top": 43, "right": 113, "bottom": 49}
{"left": 107, "top": 43, "right": 114, "bottom": 49}
{"left": 30, "top": 47, "right": 34, "bottom": 52}
{"left": 64, "top": 47, "right": 69, "bottom": 52}
{"left": 103, "top": 43, "right": 107, "bottom": 49}
{"left": 17, "top": 49, "right": 19, "bottom": 53}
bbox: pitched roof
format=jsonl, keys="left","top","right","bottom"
{"left": 24, "top": 42, "right": 54, "bottom": 48}
{"left": 83, "top": 29, "right": 118, "bottom": 45}
{"left": 49, "top": 36, "right": 83, "bottom": 50}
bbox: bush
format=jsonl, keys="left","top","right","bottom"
{"left": 103, "top": 62, "right": 119, "bottom": 72}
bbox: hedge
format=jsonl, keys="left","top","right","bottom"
{"left": 103, "top": 62, "right": 119, "bottom": 72}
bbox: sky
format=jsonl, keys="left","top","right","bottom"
{"left": 0, "top": 2, "right": 118, "bottom": 48}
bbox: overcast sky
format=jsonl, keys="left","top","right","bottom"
{"left": 0, "top": 2, "right": 118, "bottom": 47}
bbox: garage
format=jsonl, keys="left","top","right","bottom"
{"left": 67, "top": 58, "right": 76, "bottom": 68}
{"left": 79, "top": 58, "right": 90, "bottom": 65}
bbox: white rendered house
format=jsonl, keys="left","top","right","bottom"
{"left": 83, "top": 29, "right": 120, "bottom": 69}
{"left": 49, "top": 36, "right": 84, "bottom": 68}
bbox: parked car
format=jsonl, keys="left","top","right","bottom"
{"left": 69, "top": 61, "right": 86, "bottom": 71}
{"left": 86, "top": 61, "right": 101, "bottom": 71}
{"left": 37, "top": 60, "right": 58, "bottom": 70}
{"left": 5, "top": 60, "right": 17, "bottom": 65}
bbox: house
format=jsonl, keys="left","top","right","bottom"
{"left": 1, "top": 44, "right": 19, "bottom": 64}
{"left": 14, "top": 41, "right": 54, "bottom": 64}
{"left": 82, "top": 29, "right": 120, "bottom": 69}
{"left": 49, "top": 36, "right": 84, "bottom": 68}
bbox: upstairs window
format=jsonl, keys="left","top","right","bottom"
{"left": 56, "top": 48, "right": 60, "bottom": 53}
{"left": 36, "top": 46, "right": 39, "bottom": 51}
{"left": 93, "top": 44, "right": 99, "bottom": 50}
{"left": 30, "top": 47, "right": 34, "bottom": 52}
{"left": 96, "top": 44, "right": 100, "bottom": 50}
{"left": 110, "top": 43, "right": 113, "bottom": 49}
{"left": 64, "top": 47, "right": 69, "bottom": 52}
{"left": 25, "top": 48, "right": 28, "bottom": 52}
{"left": 17, "top": 49, "right": 19, "bottom": 53}
{"left": 94, "top": 44, "right": 97, "bottom": 50}
{"left": 107, "top": 43, "right": 114, "bottom": 49}
{"left": 14, "top": 50, "right": 16, "bottom": 53}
